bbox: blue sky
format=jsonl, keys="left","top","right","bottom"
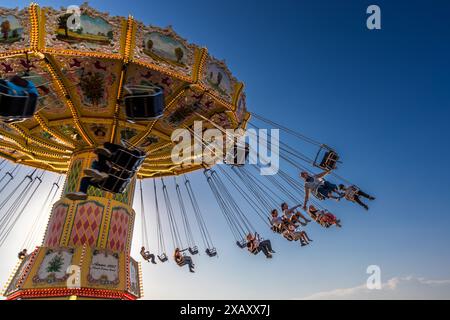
{"left": 0, "top": 0, "right": 450, "bottom": 299}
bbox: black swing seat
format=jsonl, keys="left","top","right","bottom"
{"left": 95, "top": 173, "right": 131, "bottom": 194}
{"left": 205, "top": 247, "right": 217, "bottom": 257}
{"left": 236, "top": 240, "right": 247, "bottom": 249}
{"left": 313, "top": 145, "right": 340, "bottom": 171}
{"left": 0, "top": 89, "right": 38, "bottom": 122}
{"left": 108, "top": 141, "right": 146, "bottom": 172}
{"left": 124, "top": 84, "right": 164, "bottom": 121}
{"left": 158, "top": 253, "right": 168, "bottom": 263}
{"left": 312, "top": 188, "right": 326, "bottom": 201}
{"left": 95, "top": 142, "right": 146, "bottom": 194}
{"left": 225, "top": 143, "right": 249, "bottom": 166}
{"left": 188, "top": 246, "right": 199, "bottom": 255}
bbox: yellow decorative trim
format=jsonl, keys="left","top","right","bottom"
{"left": 28, "top": 3, "right": 40, "bottom": 51}
{"left": 34, "top": 113, "right": 77, "bottom": 148}
{"left": 0, "top": 50, "right": 30, "bottom": 60}
{"left": 111, "top": 16, "right": 136, "bottom": 143}
{"left": 132, "top": 59, "right": 192, "bottom": 83}
{"left": 0, "top": 129, "right": 71, "bottom": 160}
{"left": 43, "top": 48, "right": 122, "bottom": 60}
{"left": 192, "top": 47, "right": 207, "bottom": 83}
{"left": 138, "top": 261, "right": 144, "bottom": 298}
{"left": 9, "top": 122, "right": 73, "bottom": 153}
{"left": 2, "top": 258, "right": 23, "bottom": 296}
{"left": 60, "top": 201, "right": 76, "bottom": 247}
{"left": 98, "top": 199, "right": 112, "bottom": 249}
{"left": 232, "top": 82, "right": 244, "bottom": 110}
{"left": 43, "top": 56, "right": 95, "bottom": 146}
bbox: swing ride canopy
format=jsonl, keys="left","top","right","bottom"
{"left": 0, "top": 3, "right": 250, "bottom": 177}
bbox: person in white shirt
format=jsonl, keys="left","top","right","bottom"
{"left": 281, "top": 203, "right": 311, "bottom": 226}
{"left": 300, "top": 170, "right": 342, "bottom": 210}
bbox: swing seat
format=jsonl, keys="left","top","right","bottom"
{"left": 225, "top": 143, "right": 249, "bottom": 166}
{"left": 108, "top": 143, "right": 146, "bottom": 173}
{"left": 158, "top": 253, "right": 168, "bottom": 263}
{"left": 188, "top": 246, "right": 199, "bottom": 255}
{"left": 124, "top": 85, "right": 164, "bottom": 121}
{"left": 313, "top": 145, "right": 340, "bottom": 171}
{"left": 0, "top": 79, "right": 38, "bottom": 122}
{"left": 312, "top": 189, "right": 326, "bottom": 201}
{"left": 96, "top": 173, "right": 130, "bottom": 194}
{"left": 205, "top": 247, "right": 217, "bottom": 257}
{"left": 283, "top": 233, "right": 295, "bottom": 242}
{"left": 236, "top": 240, "right": 247, "bottom": 249}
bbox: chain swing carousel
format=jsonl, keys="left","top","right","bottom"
{"left": 0, "top": 4, "right": 374, "bottom": 300}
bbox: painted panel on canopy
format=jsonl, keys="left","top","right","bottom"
{"left": 88, "top": 122, "right": 112, "bottom": 145}
{"left": 202, "top": 57, "right": 238, "bottom": 102}
{"left": 210, "top": 112, "right": 233, "bottom": 129}
{"left": 0, "top": 8, "right": 30, "bottom": 52}
{"left": 134, "top": 23, "right": 195, "bottom": 78}
{"left": 30, "top": 125, "right": 67, "bottom": 146}
{"left": 137, "top": 134, "right": 161, "bottom": 150}
{"left": 124, "top": 62, "right": 185, "bottom": 103}
{"left": 43, "top": 4, "right": 123, "bottom": 55}
{"left": 160, "top": 90, "right": 220, "bottom": 131}
{"left": 54, "top": 123, "right": 85, "bottom": 144}
{"left": 120, "top": 126, "right": 146, "bottom": 143}
{"left": 55, "top": 55, "right": 120, "bottom": 116}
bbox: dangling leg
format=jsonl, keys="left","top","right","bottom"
{"left": 353, "top": 196, "right": 369, "bottom": 210}
{"left": 303, "top": 231, "right": 313, "bottom": 242}
{"left": 260, "top": 240, "right": 275, "bottom": 253}
{"left": 258, "top": 244, "right": 272, "bottom": 258}
{"left": 299, "top": 234, "right": 307, "bottom": 246}
{"left": 184, "top": 256, "right": 195, "bottom": 272}
{"left": 295, "top": 211, "right": 311, "bottom": 224}
{"left": 84, "top": 160, "right": 109, "bottom": 180}
{"left": 358, "top": 190, "right": 375, "bottom": 200}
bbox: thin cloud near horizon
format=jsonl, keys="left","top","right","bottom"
{"left": 302, "top": 276, "right": 450, "bottom": 300}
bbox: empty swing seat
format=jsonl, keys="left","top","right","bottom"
{"left": 158, "top": 253, "right": 168, "bottom": 263}
{"left": 205, "top": 248, "right": 217, "bottom": 257}
{"left": 313, "top": 145, "right": 340, "bottom": 171}
{"left": 188, "top": 246, "right": 199, "bottom": 255}
{"left": 0, "top": 78, "right": 38, "bottom": 122}
{"left": 124, "top": 84, "right": 164, "bottom": 121}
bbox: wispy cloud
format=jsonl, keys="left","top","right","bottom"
{"left": 303, "top": 276, "right": 450, "bottom": 300}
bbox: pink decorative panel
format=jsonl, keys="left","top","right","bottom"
{"left": 44, "top": 204, "right": 69, "bottom": 247}
{"left": 107, "top": 207, "right": 130, "bottom": 252}
{"left": 69, "top": 201, "right": 104, "bottom": 247}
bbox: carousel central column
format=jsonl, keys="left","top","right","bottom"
{"left": 3, "top": 149, "right": 143, "bottom": 300}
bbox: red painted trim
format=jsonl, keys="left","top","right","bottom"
{"left": 6, "top": 288, "right": 138, "bottom": 300}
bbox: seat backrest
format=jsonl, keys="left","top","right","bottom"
{"left": 124, "top": 88, "right": 164, "bottom": 120}
{"left": 158, "top": 253, "right": 168, "bottom": 263}
{"left": 188, "top": 246, "right": 199, "bottom": 255}
{"left": 110, "top": 148, "right": 142, "bottom": 171}
{"left": 96, "top": 174, "right": 130, "bottom": 194}
{"left": 206, "top": 248, "right": 217, "bottom": 257}
{"left": 0, "top": 92, "right": 37, "bottom": 119}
